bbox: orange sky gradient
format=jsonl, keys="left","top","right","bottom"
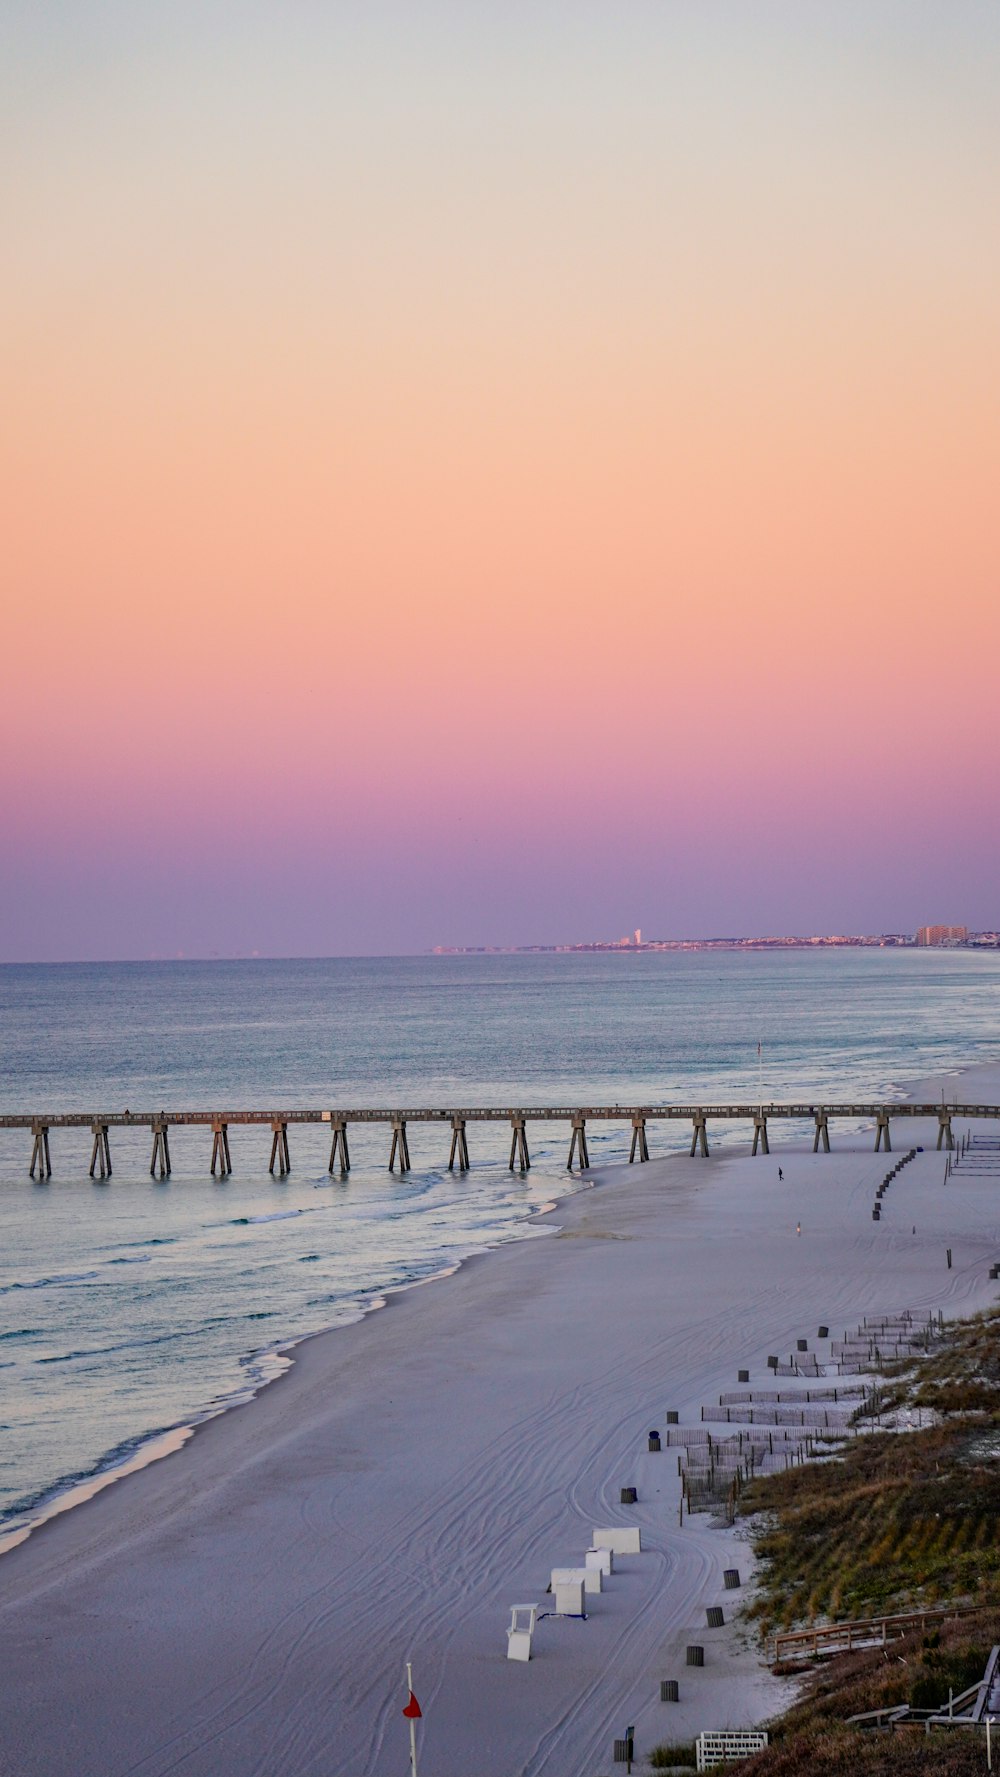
{"left": 3, "top": 3, "right": 998, "bottom": 956}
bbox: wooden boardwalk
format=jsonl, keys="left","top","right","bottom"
{"left": 2, "top": 1101, "right": 997, "bottom": 1178}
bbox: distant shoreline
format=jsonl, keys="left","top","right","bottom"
{"left": 433, "top": 934, "right": 999, "bottom": 954}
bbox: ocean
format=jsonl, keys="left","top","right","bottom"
{"left": 1, "top": 948, "right": 999, "bottom": 1547}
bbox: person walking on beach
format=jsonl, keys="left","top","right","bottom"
{"left": 778, "top": 1167, "right": 783, "bottom": 1182}
{"left": 796, "top": 1222, "right": 801, "bottom": 1237}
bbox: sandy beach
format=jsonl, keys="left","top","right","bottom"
{"left": 2, "top": 1063, "right": 1000, "bottom": 1777}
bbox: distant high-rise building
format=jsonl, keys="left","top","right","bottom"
{"left": 634, "top": 927, "right": 642, "bottom": 947}
{"left": 915, "top": 924, "right": 968, "bottom": 946}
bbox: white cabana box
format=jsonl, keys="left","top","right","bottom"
{"left": 586, "top": 1547, "right": 614, "bottom": 1576}
{"left": 506, "top": 1603, "right": 538, "bottom": 1662}
{"left": 554, "top": 1578, "right": 586, "bottom": 1617}
{"left": 551, "top": 1564, "right": 602, "bottom": 1596}
{"left": 592, "top": 1526, "right": 642, "bottom": 1555}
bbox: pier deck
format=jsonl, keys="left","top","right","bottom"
{"left": 3, "top": 1102, "right": 997, "bottom": 1177}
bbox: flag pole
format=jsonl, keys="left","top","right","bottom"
{"left": 406, "top": 1662, "right": 418, "bottom": 1777}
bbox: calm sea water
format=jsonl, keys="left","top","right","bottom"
{"left": 1, "top": 949, "right": 999, "bottom": 1543}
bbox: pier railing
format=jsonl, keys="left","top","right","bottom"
{"left": 3, "top": 1101, "right": 997, "bottom": 1179}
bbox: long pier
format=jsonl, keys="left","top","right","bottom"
{"left": 3, "top": 1102, "right": 998, "bottom": 1179}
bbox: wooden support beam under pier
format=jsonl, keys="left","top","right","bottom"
{"left": 389, "top": 1118, "right": 411, "bottom": 1173}
{"left": 567, "top": 1114, "right": 589, "bottom": 1171}
{"left": 211, "top": 1120, "right": 232, "bottom": 1176}
{"left": 29, "top": 1121, "right": 51, "bottom": 1179}
{"left": 327, "top": 1116, "right": 350, "bottom": 1173}
{"left": 875, "top": 1111, "right": 892, "bottom": 1153}
{"left": 89, "top": 1122, "right": 112, "bottom": 1179}
{"left": 690, "top": 1113, "right": 709, "bottom": 1158}
{"left": 813, "top": 1111, "right": 831, "bottom": 1153}
{"left": 508, "top": 1115, "right": 530, "bottom": 1171}
{"left": 269, "top": 1120, "right": 291, "bottom": 1177}
{"left": 629, "top": 1115, "right": 649, "bottom": 1163}
{"left": 752, "top": 1114, "right": 770, "bottom": 1156}
{"left": 447, "top": 1117, "right": 470, "bottom": 1172}
{"left": 150, "top": 1118, "right": 171, "bottom": 1179}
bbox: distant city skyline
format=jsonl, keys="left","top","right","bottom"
{"left": 3, "top": 3, "right": 998, "bottom": 962}
{"left": 434, "top": 924, "right": 998, "bottom": 957}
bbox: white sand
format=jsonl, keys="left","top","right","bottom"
{"left": 2, "top": 1063, "right": 1000, "bottom": 1777}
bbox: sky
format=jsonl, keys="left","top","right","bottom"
{"left": 2, "top": 1, "right": 998, "bottom": 959}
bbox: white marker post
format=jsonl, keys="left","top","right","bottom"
{"left": 404, "top": 1662, "right": 420, "bottom": 1777}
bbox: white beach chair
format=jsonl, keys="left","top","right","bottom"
{"left": 507, "top": 1603, "right": 538, "bottom": 1661}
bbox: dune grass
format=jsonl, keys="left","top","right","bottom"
{"left": 714, "top": 1307, "right": 1000, "bottom": 1773}
{"left": 743, "top": 1309, "right": 1000, "bottom": 1637}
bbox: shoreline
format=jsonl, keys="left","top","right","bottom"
{"left": 4, "top": 1058, "right": 996, "bottom": 1565}
{"left": 0, "top": 1189, "right": 576, "bottom": 1562}
{"left": 2, "top": 1059, "right": 999, "bottom": 1774}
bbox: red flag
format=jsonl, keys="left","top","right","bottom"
{"left": 403, "top": 1692, "right": 422, "bottom": 1720}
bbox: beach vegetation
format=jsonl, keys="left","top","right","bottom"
{"left": 743, "top": 1310, "right": 1000, "bottom": 1636}
{"left": 730, "top": 1308, "right": 1000, "bottom": 1771}
{"left": 647, "top": 1741, "right": 696, "bottom": 1768}
{"left": 732, "top": 1607, "right": 1000, "bottom": 1772}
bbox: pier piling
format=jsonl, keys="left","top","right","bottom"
{"left": 937, "top": 1111, "right": 954, "bottom": 1151}
{"left": 752, "top": 1114, "right": 770, "bottom": 1156}
{"left": 211, "top": 1119, "right": 232, "bottom": 1176}
{"left": 327, "top": 1116, "right": 350, "bottom": 1173}
{"left": 448, "top": 1116, "right": 470, "bottom": 1172}
{"left": 89, "top": 1122, "right": 112, "bottom": 1179}
{"left": 389, "top": 1117, "right": 411, "bottom": 1173}
{"left": 690, "top": 1113, "right": 709, "bottom": 1157}
{"left": 509, "top": 1114, "right": 530, "bottom": 1171}
{"left": 629, "top": 1116, "right": 649, "bottom": 1163}
{"left": 268, "top": 1120, "right": 291, "bottom": 1177}
{"left": 150, "top": 1118, "right": 171, "bottom": 1179}
{"left": 567, "top": 1114, "right": 590, "bottom": 1170}
{"left": 29, "top": 1120, "right": 51, "bottom": 1179}
{"left": 875, "top": 1112, "right": 892, "bottom": 1153}
{"left": 813, "top": 1111, "right": 831, "bottom": 1153}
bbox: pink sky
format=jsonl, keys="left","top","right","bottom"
{"left": 3, "top": 3, "right": 998, "bottom": 957}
